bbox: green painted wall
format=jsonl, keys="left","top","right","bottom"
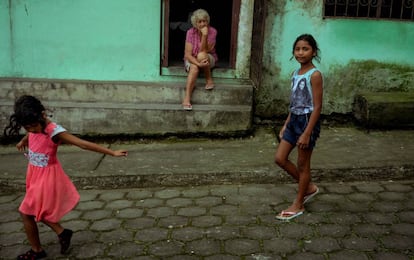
{"left": 1, "top": 0, "right": 161, "bottom": 81}
{"left": 256, "top": 0, "right": 414, "bottom": 118}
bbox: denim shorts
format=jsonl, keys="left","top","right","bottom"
{"left": 282, "top": 113, "right": 321, "bottom": 149}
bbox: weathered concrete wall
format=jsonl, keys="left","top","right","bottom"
{"left": 255, "top": 0, "right": 414, "bottom": 119}
{"left": 0, "top": 0, "right": 254, "bottom": 82}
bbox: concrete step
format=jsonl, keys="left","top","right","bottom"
{"left": 0, "top": 79, "right": 253, "bottom": 136}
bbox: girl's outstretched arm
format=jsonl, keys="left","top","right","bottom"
{"left": 56, "top": 132, "right": 128, "bottom": 157}
{"left": 16, "top": 134, "right": 29, "bottom": 152}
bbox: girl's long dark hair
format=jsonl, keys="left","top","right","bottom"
{"left": 3, "top": 95, "right": 47, "bottom": 137}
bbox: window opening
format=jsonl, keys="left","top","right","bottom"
{"left": 324, "top": 0, "right": 414, "bottom": 20}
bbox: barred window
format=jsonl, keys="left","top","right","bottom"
{"left": 324, "top": 0, "right": 414, "bottom": 20}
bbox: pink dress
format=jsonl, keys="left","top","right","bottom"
{"left": 19, "top": 122, "right": 80, "bottom": 223}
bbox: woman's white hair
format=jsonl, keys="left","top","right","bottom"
{"left": 190, "top": 9, "right": 210, "bottom": 27}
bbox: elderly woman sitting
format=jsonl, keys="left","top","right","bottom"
{"left": 182, "top": 9, "right": 218, "bottom": 111}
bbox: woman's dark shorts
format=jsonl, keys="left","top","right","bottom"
{"left": 282, "top": 113, "right": 321, "bottom": 149}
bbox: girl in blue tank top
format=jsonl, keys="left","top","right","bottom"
{"left": 275, "top": 34, "right": 324, "bottom": 220}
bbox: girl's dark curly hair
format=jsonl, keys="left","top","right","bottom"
{"left": 3, "top": 95, "right": 48, "bottom": 137}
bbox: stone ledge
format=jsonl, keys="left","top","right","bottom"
{"left": 353, "top": 92, "right": 414, "bottom": 129}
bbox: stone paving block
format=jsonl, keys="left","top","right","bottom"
{"left": 378, "top": 191, "right": 407, "bottom": 201}
{"left": 135, "top": 227, "right": 168, "bottom": 242}
{"left": 205, "top": 226, "right": 241, "bottom": 240}
{"left": 225, "top": 215, "right": 257, "bottom": 226}
{"left": 352, "top": 223, "right": 390, "bottom": 237}
{"left": 138, "top": 198, "right": 163, "bottom": 208}
{"left": 356, "top": 183, "right": 385, "bottom": 193}
{"left": 62, "top": 220, "right": 90, "bottom": 232}
{"left": 0, "top": 221, "right": 22, "bottom": 233}
{"left": 263, "top": 237, "right": 299, "bottom": 254}
{"left": 217, "top": 255, "right": 248, "bottom": 260}
{"left": 116, "top": 207, "right": 144, "bottom": 219}
{"left": 316, "top": 224, "right": 351, "bottom": 237}
{"left": 74, "top": 242, "right": 107, "bottom": 258}
{"left": 0, "top": 210, "right": 20, "bottom": 222}
{"left": 70, "top": 230, "right": 98, "bottom": 245}
{"left": 99, "top": 191, "right": 127, "bottom": 200}
{"left": 224, "top": 239, "right": 260, "bottom": 256}
{"left": 303, "top": 237, "right": 341, "bottom": 253}
{"left": 210, "top": 204, "right": 239, "bottom": 216}
{"left": 166, "top": 197, "right": 193, "bottom": 207}
{"left": 177, "top": 206, "right": 206, "bottom": 217}
{"left": 107, "top": 242, "right": 145, "bottom": 257}
{"left": 0, "top": 232, "right": 26, "bottom": 246}
{"left": 124, "top": 217, "right": 156, "bottom": 230}
{"left": 148, "top": 240, "right": 184, "bottom": 257}
{"left": 99, "top": 229, "right": 135, "bottom": 243}
{"left": 391, "top": 223, "right": 414, "bottom": 236}
{"left": 126, "top": 189, "right": 153, "bottom": 200}
{"left": 347, "top": 193, "right": 376, "bottom": 202}
{"left": 61, "top": 209, "right": 82, "bottom": 221}
{"left": 364, "top": 212, "right": 397, "bottom": 225}
{"left": 381, "top": 234, "right": 414, "bottom": 250}
{"left": 158, "top": 215, "right": 188, "bottom": 228}
{"left": 385, "top": 183, "right": 413, "bottom": 192}
{"left": 78, "top": 191, "right": 99, "bottom": 201}
{"left": 147, "top": 206, "right": 175, "bottom": 218}
{"left": 341, "top": 236, "right": 379, "bottom": 251}
{"left": 192, "top": 215, "right": 223, "bottom": 227}
{"left": 374, "top": 200, "right": 406, "bottom": 213}
{"left": 186, "top": 238, "right": 221, "bottom": 256}
{"left": 277, "top": 224, "right": 314, "bottom": 239}
{"left": 181, "top": 187, "right": 210, "bottom": 198}
{"left": 90, "top": 219, "right": 122, "bottom": 231}
{"left": 75, "top": 200, "right": 105, "bottom": 210}
{"left": 105, "top": 199, "right": 134, "bottom": 209}
{"left": 82, "top": 209, "right": 112, "bottom": 220}
{"left": 286, "top": 252, "right": 325, "bottom": 260}
{"left": 195, "top": 196, "right": 223, "bottom": 207}
{"left": 171, "top": 227, "right": 205, "bottom": 241}
{"left": 326, "top": 212, "right": 363, "bottom": 225}
{"left": 370, "top": 252, "right": 411, "bottom": 260}
{"left": 328, "top": 250, "right": 370, "bottom": 260}
{"left": 241, "top": 226, "right": 277, "bottom": 239}
{"left": 154, "top": 189, "right": 181, "bottom": 199}
{"left": 397, "top": 211, "right": 414, "bottom": 223}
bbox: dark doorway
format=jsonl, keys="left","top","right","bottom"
{"left": 163, "top": 0, "right": 239, "bottom": 69}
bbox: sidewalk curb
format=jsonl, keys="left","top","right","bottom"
{"left": 2, "top": 165, "right": 413, "bottom": 192}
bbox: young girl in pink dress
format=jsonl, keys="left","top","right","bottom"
{"left": 4, "top": 95, "right": 128, "bottom": 259}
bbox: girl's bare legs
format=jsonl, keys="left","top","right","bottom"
{"left": 275, "top": 140, "right": 318, "bottom": 212}
{"left": 183, "top": 64, "right": 200, "bottom": 106}
{"left": 42, "top": 220, "right": 64, "bottom": 235}
{"left": 21, "top": 213, "right": 43, "bottom": 252}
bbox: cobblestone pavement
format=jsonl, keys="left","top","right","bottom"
{"left": 1, "top": 180, "right": 413, "bottom": 259}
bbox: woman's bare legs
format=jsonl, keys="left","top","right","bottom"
{"left": 197, "top": 52, "right": 214, "bottom": 87}
{"left": 183, "top": 64, "right": 200, "bottom": 106}
{"left": 21, "top": 213, "right": 43, "bottom": 253}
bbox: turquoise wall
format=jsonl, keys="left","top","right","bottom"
{"left": 0, "top": 0, "right": 161, "bottom": 81}
{"left": 273, "top": 0, "right": 414, "bottom": 78}
{"left": 256, "top": 0, "right": 414, "bottom": 117}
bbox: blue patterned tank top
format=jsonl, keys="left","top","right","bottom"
{"left": 289, "top": 68, "right": 319, "bottom": 115}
